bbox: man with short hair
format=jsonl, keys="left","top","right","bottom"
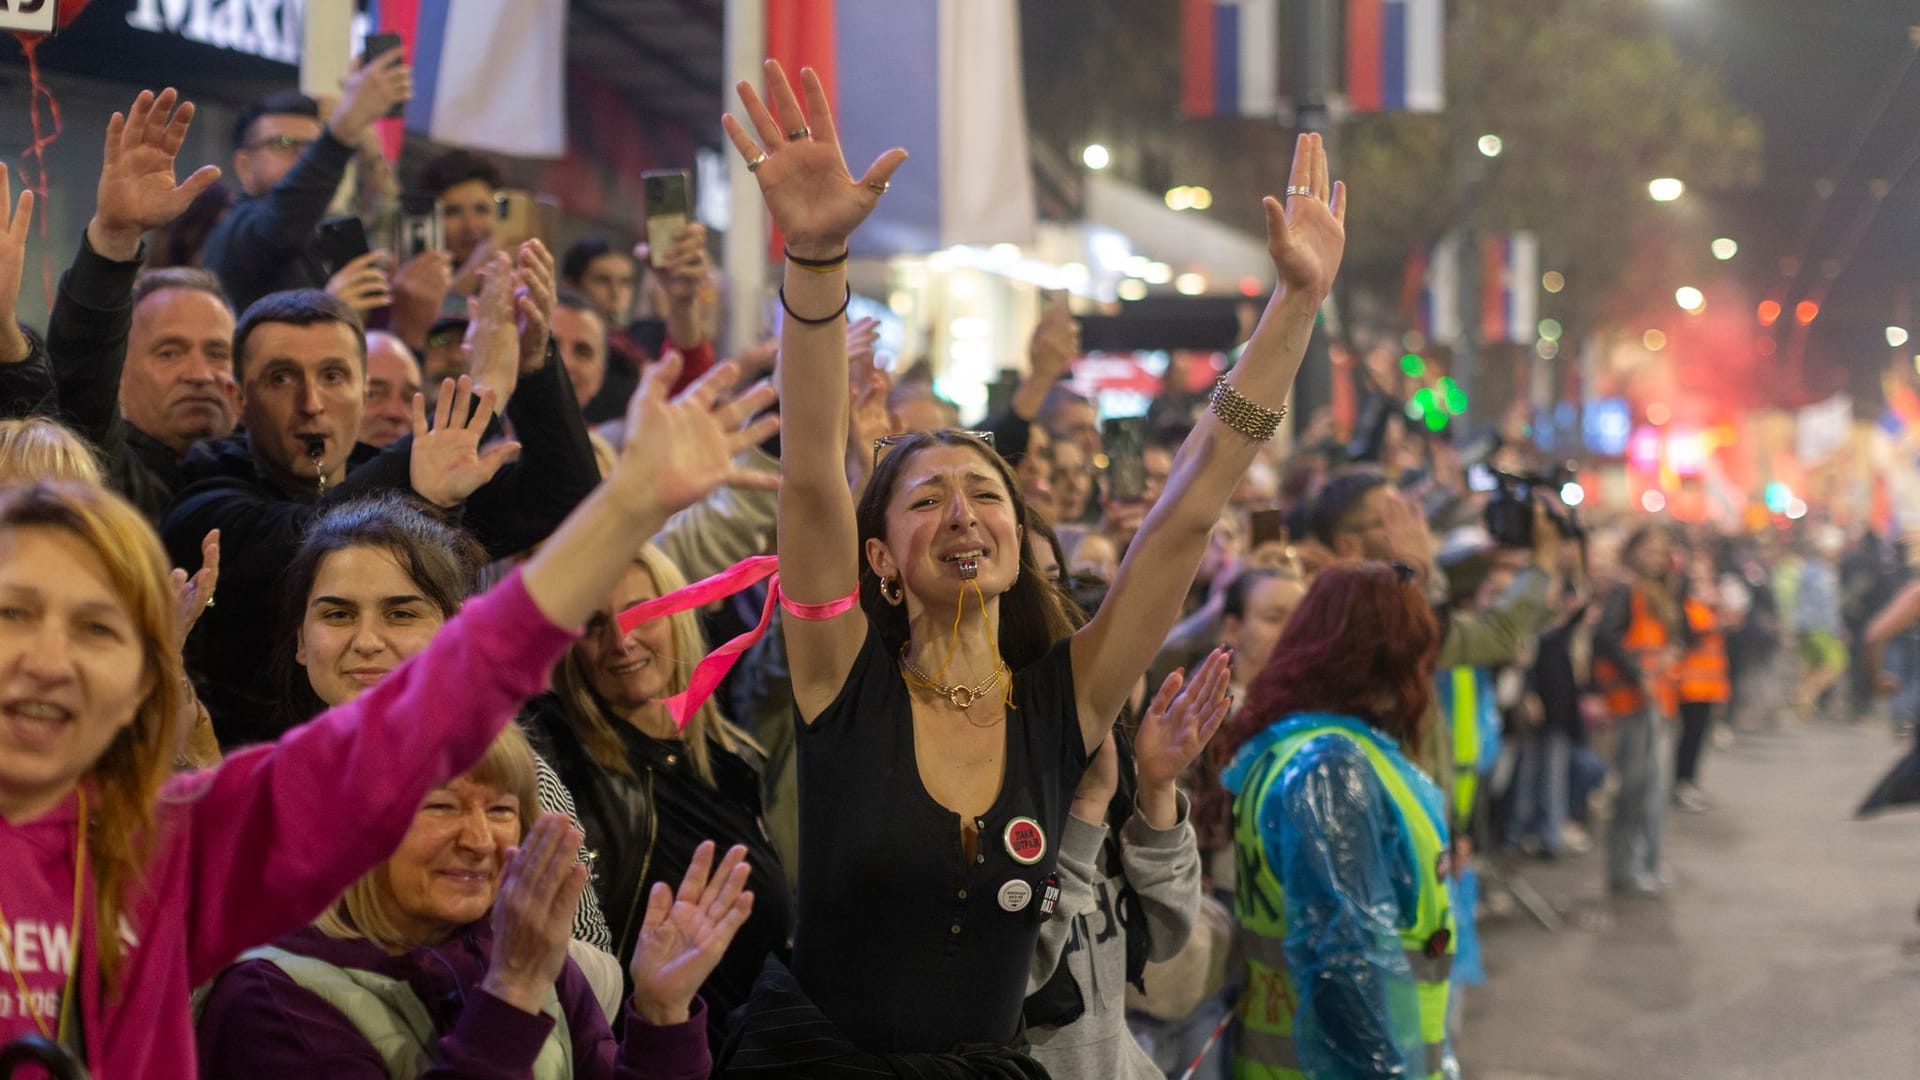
{"left": 201, "top": 52, "right": 412, "bottom": 311}
{"left": 1040, "top": 384, "right": 1103, "bottom": 461}
{"left": 359, "top": 330, "right": 422, "bottom": 448}
{"left": 37, "top": 88, "right": 231, "bottom": 521}
{"left": 165, "top": 285, "right": 598, "bottom": 745}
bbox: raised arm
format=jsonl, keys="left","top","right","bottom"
{"left": 1070, "top": 135, "right": 1346, "bottom": 749}
{"left": 721, "top": 60, "right": 905, "bottom": 716}
{"left": 178, "top": 357, "right": 778, "bottom": 979}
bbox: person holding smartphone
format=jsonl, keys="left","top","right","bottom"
{"left": 201, "top": 45, "right": 413, "bottom": 312}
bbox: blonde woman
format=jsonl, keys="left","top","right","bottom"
{"left": 0, "top": 416, "right": 105, "bottom": 485}
{"left": 523, "top": 542, "right": 790, "bottom": 1052}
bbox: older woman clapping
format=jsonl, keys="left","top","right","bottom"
{"left": 196, "top": 725, "right": 754, "bottom": 1078}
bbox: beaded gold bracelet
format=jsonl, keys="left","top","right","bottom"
{"left": 1209, "top": 377, "right": 1287, "bottom": 441}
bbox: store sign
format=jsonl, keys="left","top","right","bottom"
{"left": 0, "top": 0, "right": 58, "bottom": 35}
{"left": 125, "top": 0, "right": 302, "bottom": 64}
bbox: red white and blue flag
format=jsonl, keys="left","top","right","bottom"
{"left": 768, "top": 0, "right": 1035, "bottom": 256}
{"left": 374, "top": 0, "right": 568, "bottom": 159}
{"left": 1182, "top": 0, "right": 1283, "bottom": 119}
{"left": 1346, "top": 0, "right": 1445, "bottom": 114}
{"left": 1405, "top": 231, "right": 1536, "bottom": 345}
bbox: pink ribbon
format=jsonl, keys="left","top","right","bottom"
{"left": 616, "top": 555, "right": 860, "bottom": 729}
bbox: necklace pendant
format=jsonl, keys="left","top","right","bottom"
{"left": 948, "top": 685, "right": 978, "bottom": 709}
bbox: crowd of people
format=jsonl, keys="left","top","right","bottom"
{"left": 0, "top": 51, "right": 1908, "bottom": 1080}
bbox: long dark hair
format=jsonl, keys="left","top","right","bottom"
{"left": 855, "top": 430, "right": 1075, "bottom": 669}
{"left": 276, "top": 494, "right": 487, "bottom": 723}
{"left": 1219, "top": 561, "right": 1440, "bottom": 758}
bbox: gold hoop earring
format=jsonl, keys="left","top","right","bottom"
{"left": 880, "top": 577, "right": 905, "bottom": 606}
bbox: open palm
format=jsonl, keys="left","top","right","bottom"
{"left": 409, "top": 375, "right": 519, "bottom": 507}
{"left": 1134, "top": 646, "right": 1235, "bottom": 790}
{"left": 722, "top": 61, "right": 906, "bottom": 255}
{"left": 614, "top": 355, "right": 781, "bottom": 519}
{"left": 96, "top": 89, "right": 222, "bottom": 238}
{"left": 1262, "top": 133, "right": 1348, "bottom": 305}
{"left": 629, "top": 841, "right": 754, "bottom": 1022}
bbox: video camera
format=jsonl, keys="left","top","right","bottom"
{"left": 1467, "top": 459, "right": 1583, "bottom": 549}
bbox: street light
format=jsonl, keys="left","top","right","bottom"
{"left": 1082, "top": 144, "right": 1110, "bottom": 170}
{"left": 1648, "top": 178, "right": 1686, "bottom": 202}
{"left": 1711, "top": 238, "right": 1738, "bottom": 260}
{"left": 1477, "top": 134, "right": 1504, "bottom": 158}
{"left": 1542, "top": 270, "right": 1565, "bottom": 293}
{"left": 1676, "top": 286, "right": 1705, "bottom": 313}
{"left": 1174, "top": 272, "right": 1208, "bottom": 296}
{"left": 1889, "top": 326, "right": 1911, "bottom": 348}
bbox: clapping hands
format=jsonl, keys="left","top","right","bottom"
{"left": 0, "top": 165, "right": 32, "bottom": 364}
{"left": 629, "top": 840, "right": 755, "bottom": 1026}
{"left": 408, "top": 374, "right": 520, "bottom": 508}
{"left": 1133, "top": 646, "right": 1235, "bottom": 792}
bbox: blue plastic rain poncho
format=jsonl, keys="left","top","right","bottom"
{"left": 1223, "top": 713, "right": 1458, "bottom": 1080}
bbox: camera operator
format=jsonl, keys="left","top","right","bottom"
{"left": 1304, "top": 468, "right": 1562, "bottom": 833}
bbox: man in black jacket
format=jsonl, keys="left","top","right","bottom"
{"left": 164, "top": 276, "right": 595, "bottom": 748}
{"left": 200, "top": 52, "right": 410, "bottom": 312}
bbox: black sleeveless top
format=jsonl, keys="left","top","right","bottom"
{"left": 791, "top": 628, "right": 1089, "bottom": 1052}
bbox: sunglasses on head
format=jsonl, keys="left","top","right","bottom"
{"left": 872, "top": 429, "right": 995, "bottom": 467}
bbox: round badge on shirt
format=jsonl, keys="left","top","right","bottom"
{"left": 998, "top": 879, "right": 1033, "bottom": 912}
{"left": 1003, "top": 816, "right": 1046, "bottom": 865}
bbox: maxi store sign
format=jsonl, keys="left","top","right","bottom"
{"left": 126, "top": 0, "right": 304, "bottom": 63}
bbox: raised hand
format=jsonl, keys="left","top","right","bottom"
{"left": 463, "top": 252, "right": 520, "bottom": 401}
{"left": 1133, "top": 646, "right": 1235, "bottom": 793}
{"left": 90, "top": 88, "right": 223, "bottom": 262}
{"left": 324, "top": 250, "right": 393, "bottom": 315}
{"left": 722, "top": 61, "right": 907, "bottom": 258}
{"left": 1029, "top": 301, "right": 1080, "bottom": 385}
{"left": 0, "top": 164, "right": 31, "bottom": 365}
{"left": 168, "top": 528, "right": 220, "bottom": 649}
{"left": 846, "top": 316, "right": 880, "bottom": 371}
{"left": 1262, "top": 133, "right": 1347, "bottom": 306}
{"left": 408, "top": 374, "right": 520, "bottom": 508}
{"left": 330, "top": 49, "right": 412, "bottom": 145}
{"left": 482, "top": 815, "right": 589, "bottom": 1016}
{"left": 609, "top": 354, "right": 781, "bottom": 520}
{"left": 629, "top": 840, "right": 754, "bottom": 1026}
{"left": 512, "top": 239, "right": 556, "bottom": 372}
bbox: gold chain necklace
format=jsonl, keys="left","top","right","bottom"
{"left": 900, "top": 646, "right": 1005, "bottom": 710}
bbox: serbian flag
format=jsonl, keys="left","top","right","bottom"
{"left": 770, "top": 0, "right": 1035, "bottom": 256}
{"left": 1182, "top": 0, "right": 1282, "bottom": 119}
{"left": 1346, "top": 0, "right": 1445, "bottom": 113}
{"left": 378, "top": 0, "right": 568, "bottom": 159}
{"left": 1479, "top": 232, "right": 1538, "bottom": 345}
{"left": 1411, "top": 233, "right": 1462, "bottom": 344}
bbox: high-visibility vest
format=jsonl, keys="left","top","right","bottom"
{"left": 1677, "top": 598, "right": 1730, "bottom": 705}
{"left": 1593, "top": 588, "right": 1679, "bottom": 718}
{"left": 237, "top": 945, "right": 575, "bottom": 1080}
{"left": 1230, "top": 720, "right": 1456, "bottom": 1080}
{"left": 1435, "top": 667, "right": 1497, "bottom": 828}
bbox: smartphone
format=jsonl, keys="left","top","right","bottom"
{"left": 1250, "top": 507, "right": 1287, "bottom": 548}
{"left": 391, "top": 196, "right": 444, "bottom": 260}
{"left": 493, "top": 189, "right": 537, "bottom": 249}
{"left": 642, "top": 170, "right": 691, "bottom": 270}
{"left": 313, "top": 215, "right": 370, "bottom": 277}
{"left": 362, "top": 32, "right": 406, "bottom": 118}
{"left": 1103, "top": 416, "right": 1148, "bottom": 502}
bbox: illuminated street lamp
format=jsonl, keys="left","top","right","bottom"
{"left": 1711, "top": 238, "right": 1739, "bottom": 260}
{"left": 1082, "top": 144, "right": 1110, "bottom": 170}
{"left": 1675, "top": 286, "right": 1706, "bottom": 313}
{"left": 1648, "top": 178, "right": 1685, "bottom": 202}
{"left": 1477, "top": 134, "right": 1504, "bottom": 158}
{"left": 1888, "top": 326, "right": 1910, "bottom": 348}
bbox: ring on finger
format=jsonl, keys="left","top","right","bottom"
{"left": 1285, "top": 185, "right": 1315, "bottom": 199}
{"left": 787, "top": 126, "right": 812, "bottom": 141}
{"left": 746, "top": 153, "right": 768, "bottom": 173}
{"left": 868, "top": 180, "right": 891, "bottom": 195}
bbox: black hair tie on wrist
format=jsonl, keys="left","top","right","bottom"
{"left": 779, "top": 285, "right": 852, "bottom": 326}
{"left": 784, "top": 247, "right": 850, "bottom": 268}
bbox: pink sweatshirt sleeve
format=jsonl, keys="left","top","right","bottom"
{"left": 168, "top": 570, "right": 577, "bottom": 985}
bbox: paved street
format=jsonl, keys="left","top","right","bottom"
{"left": 1460, "top": 722, "right": 1920, "bottom": 1080}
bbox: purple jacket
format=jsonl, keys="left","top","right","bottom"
{"left": 195, "top": 924, "right": 710, "bottom": 1079}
